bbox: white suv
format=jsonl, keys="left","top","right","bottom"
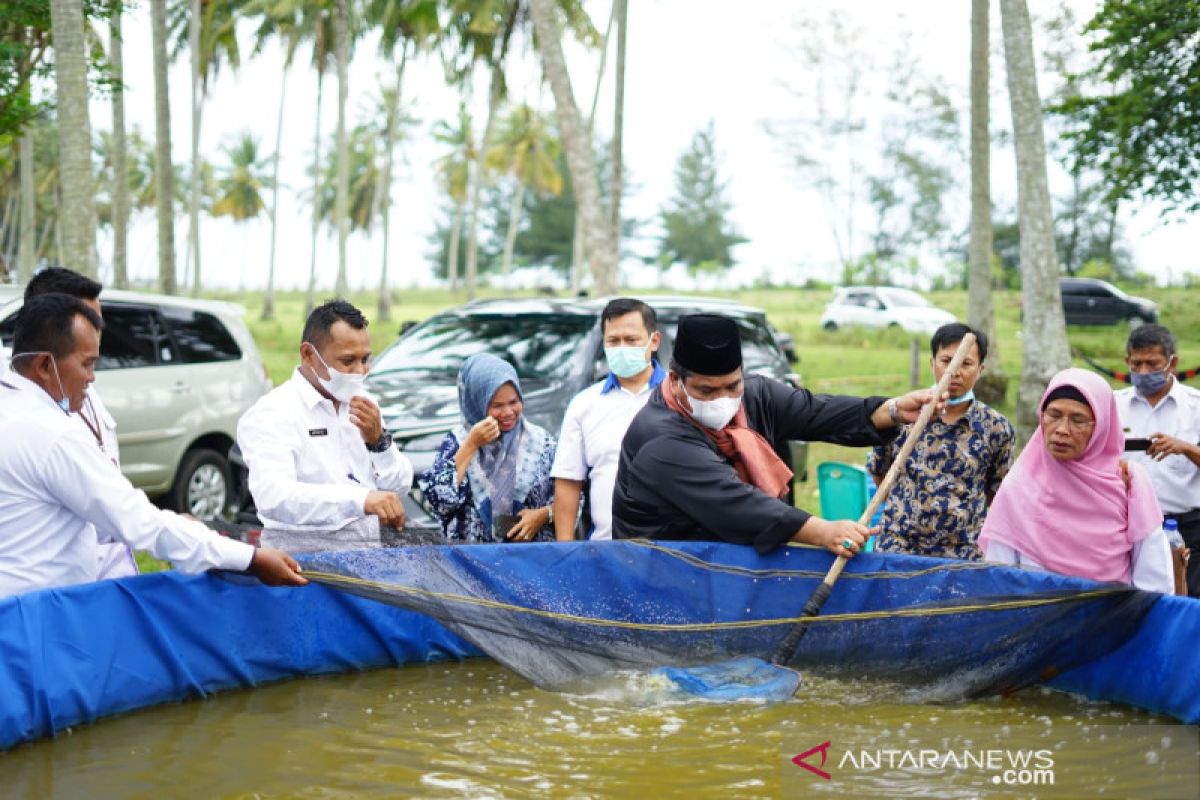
{"left": 0, "top": 287, "right": 271, "bottom": 519}
{"left": 819, "top": 286, "right": 956, "bottom": 336}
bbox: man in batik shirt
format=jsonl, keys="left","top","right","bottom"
{"left": 867, "top": 323, "right": 1015, "bottom": 560}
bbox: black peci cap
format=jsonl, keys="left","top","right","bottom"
{"left": 672, "top": 313, "right": 743, "bottom": 376}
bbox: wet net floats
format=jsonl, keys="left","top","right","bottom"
{"left": 303, "top": 539, "right": 1157, "bottom": 702}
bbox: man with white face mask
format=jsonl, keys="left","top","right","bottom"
{"left": 612, "top": 313, "right": 941, "bottom": 556}
{"left": 551, "top": 298, "right": 665, "bottom": 540}
{"left": 237, "top": 299, "right": 413, "bottom": 551}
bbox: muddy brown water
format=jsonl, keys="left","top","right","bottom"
{"left": 2, "top": 659, "right": 1195, "bottom": 798}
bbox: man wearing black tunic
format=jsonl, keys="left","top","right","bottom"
{"left": 612, "top": 313, "right": 938, "bottom": 555}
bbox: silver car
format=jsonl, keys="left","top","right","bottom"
{"left": 0, "top": 287, "right": 271, "bottom": 519}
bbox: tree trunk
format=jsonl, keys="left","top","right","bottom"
{"left": 17, "top": 130, "right": 36, "bottom": 283}
{"left": 188, "top": 0, "right": 202, "bottom": 295}
{"left": 262, "top": 65, "right": 288, "bottom": 321}
{"left": 305, "top": 71, "right": 325, "bottom": 317}
{"left": 110, "top": 1, "right": 130, "bottom": 289}
{"left": 1000, "top": 0, "right": 1070, "bottom": 440}
{"left": 333, "top": 0, "right": 350, "bottom": 298}
{"left": 150, "top": 0, "right": 176, "bottom": 294}
{"left": 464, "top": 68, "right": 502, "bottom": 300}
{"left": 49, "top": 0, "right": 98, "bottom": 277}
{"left": 501, "top": 181, "right": 526, "bottom": 276}
{"left": 376, "top": 50, "right": 407, "bottom": 323}
{"left": 608, "top": 0, "right": 627, "bottom": 264}
{"left": 447, "top": 199, "right": 464, "bottom": 286}
{"left": 571, "top": 3, "right": 615, "bottom": 293}
{"left": 967, "top": 0, "right": 999, "bottom": 372}
{"left": 529, "top": 0, "right": 617, "bottom": 295}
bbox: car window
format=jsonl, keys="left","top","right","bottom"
{"left": 98, "top": 305, "right": 173, "bottom": 370}
{"left": 160, "top": 306, "right": 242, "bottom": 363}
{"left": 880, "top": 288, "right": 932, "bottom": 308}
{"left": 371, "top": 313, "right": 597, "bottom": 380}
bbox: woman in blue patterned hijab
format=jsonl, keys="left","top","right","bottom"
{"left": 419, "top": 354, "right": 557, "bottom": 542}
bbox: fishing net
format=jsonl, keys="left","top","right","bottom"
{"left": 303, "top": 539, "right": 1158, "bottom": 700}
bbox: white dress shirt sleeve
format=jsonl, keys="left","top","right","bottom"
{"left": 550, "top": 396, "right": 588, "bottom": 481}
{"left": 1131, "top": 529, "right": 1175, "bottom": 595}
{"left": 45, "top": 431, "right": 253, "bottom": 573}
{"left": 238, "top": 402, "right": 371, "bottom": 528}
{"left": 369, "top": 445, "right": 414, "bottom": 494}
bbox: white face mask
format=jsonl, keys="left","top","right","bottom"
{"left": 685, "top": 388, "right": 742, "bottom": 430}
{"left": 309, "top": 347, "right": 366, "bottom": 403}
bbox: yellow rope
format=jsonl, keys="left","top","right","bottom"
{"left": 305, "top": 569, "right": 1129, "bottom": 633}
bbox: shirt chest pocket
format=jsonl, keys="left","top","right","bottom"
{"left": 299, "top": 426, "right": 352, "bottom": 471}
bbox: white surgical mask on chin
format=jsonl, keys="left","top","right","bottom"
{"left": 684, "top": 387, "right": 742, "bottom": 430}
{"left": 309, "top": 348, "right": 366, "bottom": 403}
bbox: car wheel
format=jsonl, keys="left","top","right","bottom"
{"left": 1129, "top": 315, "right": 1146, "bottom": 329}
{"left": 823, "top": 321, "right": 838, "bottom": 331}
{"left": 169, "top": 448, "right": 231, "bottom": 521}
{"left": 887, "top": 322, "right": 901, "bottom": 330}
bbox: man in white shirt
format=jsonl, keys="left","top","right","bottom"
{"left": 0, "top": 294, "right": 306, "bottom": 598}
{"left": 11, "top": 268, "right": 137, "bottom": 579}
{"left": 237, "top": 299, "right": 414, "bottom": 552}
{"left": 1115, "top": 324, "right": 1200, "bottom": 596}
{"left": 551, "top": 299, "right": 664, "bottom": 540}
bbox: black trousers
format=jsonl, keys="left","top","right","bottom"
{"left": 1165, "top": 509, "right": 1200, "bottom": 598}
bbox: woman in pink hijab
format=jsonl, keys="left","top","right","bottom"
{"left": 979, "top": 368, "right": 1173, "bottom": 592}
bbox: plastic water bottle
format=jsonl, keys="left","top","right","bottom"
{"left": 1164, "top": 519, "right": 1184, "bottom": 549}
{"left": 1165, "top": 519, "right": 1188, "bottom": 596}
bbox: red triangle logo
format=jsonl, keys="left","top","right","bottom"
{"left": 792, "top": 740, "right": 832, "bottom": 780}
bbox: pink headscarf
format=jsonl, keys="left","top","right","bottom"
{"left": 979, "top": 368, "right": 1162, "bottom": 584}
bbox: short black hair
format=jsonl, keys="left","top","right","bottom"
{"left": 931, "top": 322, "right": 988, "bottom": 363}
{"left": 601, "top": 298, "right": 657, "bottom": 334}
{"left": 25, "top": 266, "right": 102, "bottom": 302}
{"left": 1126, "top": 324, "right": 1176, "bottom": 359}
{"left": 12, "top": 293, "right": 104, "bottom": 366}
{"left": 301, "top": 299, "right": 368, "bottom": 349}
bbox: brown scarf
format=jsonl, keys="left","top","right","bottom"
{"left": 662, "top": 378, "right": 794, "bottom": 499}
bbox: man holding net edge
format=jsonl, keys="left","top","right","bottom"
{"left": 611, "top": 313, "right": 944, "bottom": 554}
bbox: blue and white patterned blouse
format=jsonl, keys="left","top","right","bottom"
{"left": 867, "top": 400, "right": 1015, "bottom": 560}
{"left": 418, "top": 422, "right": 557, "bottom": 543}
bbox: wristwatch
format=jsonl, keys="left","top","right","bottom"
{"left": 365, "top": 431, "right": 393, "bottom": 453}
{"left": 547, "top": 505, "right": 555, "bottom": 525}
{"left": 887, "top": 398, "right": 901, "bottom": 425}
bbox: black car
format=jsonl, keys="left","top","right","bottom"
{"left": 364, "top": 296, "right": 806, "bottom": 532}
{"left": 1059, "top": 278, "right": 1158, "bottom": 327}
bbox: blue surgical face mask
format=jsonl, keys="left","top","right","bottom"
{"left": 930, "top": 384, "right": 975, "bottom": 406}
{"left": 946, "top": 389, "right": 975, "bottom": 406}
{"left": 1131, "top": 369, "right": 1171, "bottom": 397}
{"left": 11, "top": 351, "right": 72, "bottom": 415}
{"left": 605, "top": 346, "right": 650, "bottom": 379}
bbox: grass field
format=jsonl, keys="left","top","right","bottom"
{"left": 203, "top": 284, "right": 1199, "bottom": 516}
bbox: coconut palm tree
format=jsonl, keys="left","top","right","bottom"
{"left": 167, "top": 0, "right": 243, "bottom": 294}
{"left": 49, "top": 0, "right": 98, "bottom": 277}
{"left": 212, "top": 133, "right": 272, "bottom": 278}
{"left": 109, "top": 0, "right": 130, "bottom": 288}
{"left": 999, "top": 0, "right": 1070, "bottom": 437}
{"left": 443, "top": 0, "right": 597, "bottom": 299}
{"left": 486, "top": 105, "right": 563, "bottom": 276}
{"left": 608, "top": 0, "right": 626, "bottom": 264}
{"left": 527, "top": 0, "right": 615, "bottom": 294}
{"left": 245, "top": 0, "right": 310, "bottom": 320}
{"left": 365, "top": 0, "right": 440, "bottom": 320}
{"left": 433, "top": 105, "right": 475, "bottom": 291}
{"left": 150, "top": 0, "right": 176, "bottom": 294}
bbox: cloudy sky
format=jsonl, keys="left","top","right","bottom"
{"left": 91, "top": 0, "right": 1200, "bottom": 292}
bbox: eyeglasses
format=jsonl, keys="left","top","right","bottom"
{"left": 1041, "top": 410, "right": 1094, "bottom": 433}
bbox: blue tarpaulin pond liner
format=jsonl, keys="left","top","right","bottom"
{"left": 2, "top": 541, "right": 1199, "bottom": 751}
{"left": 301, "top": 541, "right": 1162, "bottom": 701}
